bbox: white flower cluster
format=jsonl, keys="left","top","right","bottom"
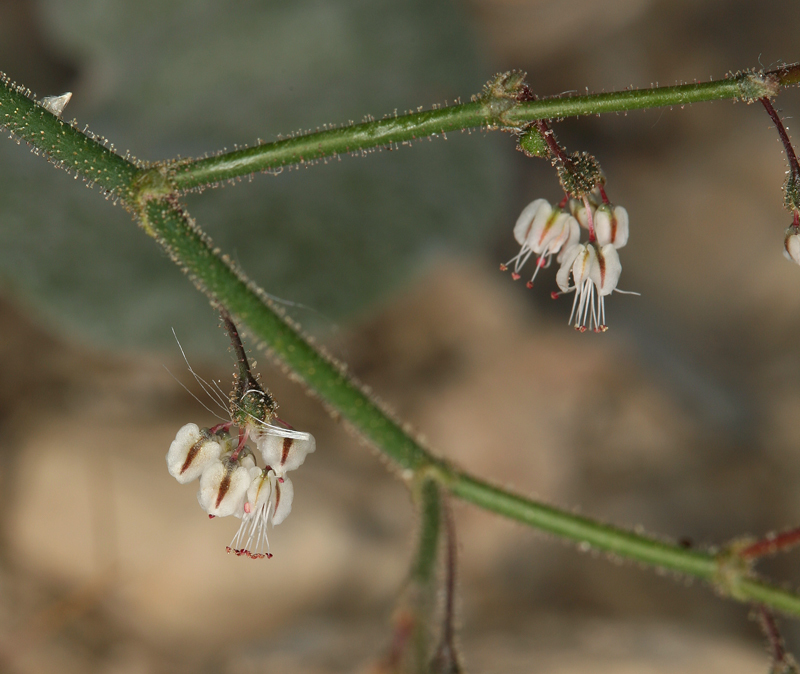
{"left": 502, "top": 190, "right": 632, "bottom": 332}
{"left": 166, "top": 421, "right": 315, "bottom": 559}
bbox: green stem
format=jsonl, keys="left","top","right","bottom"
{"left": 411, "top": 478, "right": 442, "bottom": 584}
{"left": 0, "top": 73, "right": 141, "bottom": 198}
{"left": 168, "top": 64, "right": 799, "bottom": 191}
{"left": 447, "top": 472, "right": 716, "bottom": 578}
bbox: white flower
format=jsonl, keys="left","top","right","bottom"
{"left": 785, "top": 224, "right": 800, "bottom": 265}
{"left": 197, "top": 452, "right": 256, "bottom": 518}
{"left": 255, "top": 430, "right": 316, "bottom": 478}
{"left": 556, "top": 242, "right": 622, "bottom": 332}
{"left": 594, "top": 204, "right": 629, "bottom": 248}
{"left": 166, "top": 423, "right": 225, "bottom": 484}
{"left": 228, "top": 469, "right": 294, "bottom": 559}
{"left": 501, "top": 199, "right": 580, "bottom": 287}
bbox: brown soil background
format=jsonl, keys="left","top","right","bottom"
{"left": 3, "top": 0, "right": 800, "bottom": 672}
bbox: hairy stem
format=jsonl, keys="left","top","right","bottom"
{"left": 167, "top": 66, "right": 797, "bottom": 191}
{"left": 0, "top": 73, "right": 142, "bottom": 198}
{"left": 411, "top": 478, "right": 442, "bottom": 584}
{"left": 740, "top": 527, "right": 800, "bottom": 561}
{"left": 430, "top": 496, "right": 462, "bottom": 674}
{"left": 761, "top": 97, "right": 800, "bottom": 179}
{"left": 220, "top": 308, "right": 260, "bottom": 391}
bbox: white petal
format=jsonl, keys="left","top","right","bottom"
{"left": 612, "top": 206, "right": 629, "bottom": 248}
{"left": 785, "top": 230, "right": 800, "bottom": 265}
{"left": 569, "top": 198, "right": 593, "bottom": 229}
{"left": 594, "top": 204, "right": 629, "bottom": 248}
{"left": 591, "top": 244, "right": 622, "bottom": 296}
{"left": 571, "top": 244, "right": 597, "bottom": 287}
{"left": 197, "top": 460, "right": 253, "bottom": 517}
{"left": 257, "top": 431, "right": 315, "bottom": 475}
{"left": 166, "top": 423, "right": 222, "bottom": 484}
{"left": 246, "top": 470, "right": 273, "bottom": 509}
{"left": 526, "top": 206, "right": 563, "bottom": 253}
{"left": 543, "top": 213, "right": 580, "bottom": 256}
{"left": 529, "top": 211, "right": 572, "bottom": 255}
{"left": 271, "top": 476, "right": 294, "bottom": 526}
{"left": 556, "top": 244, "right": 583, "bottom": 291}
{"left": 513, "top": 199, "right": 550, "bottom": 245}
{"left": 556, "top": 218, "right": 581, "bottom": 263}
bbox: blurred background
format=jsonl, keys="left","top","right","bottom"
{"left": 2, "top": 0, "right": 800, "bottom": 671}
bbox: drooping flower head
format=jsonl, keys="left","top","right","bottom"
{"left": 504, "top": 123, "right": 635, "bottom": 330}
{"left": 165, "top": 310, "right": 316, "bottom": 558}
{"left": 504, "top": 177, "right": 635, "bottom": 331}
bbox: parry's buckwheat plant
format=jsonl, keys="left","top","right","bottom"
{"left": 4, "top": 56, "right": 800, "bottom": 670}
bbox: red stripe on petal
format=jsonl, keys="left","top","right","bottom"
{"left": 598, "top": 249, "right": 606, "bottom": 287}
{"left": 281, "top": 438, "right": 294, "bottom": 467}
{"left": 180, "top": 439, "right": 203, "bottom": 475}
{"left": 215, "top": 470, "right": 232, "bottom": 508}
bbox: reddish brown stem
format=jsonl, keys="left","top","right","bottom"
{"left": 739, "top": 526, "right": 800, "bottom": 560}
{"left": 220, "top": 308, "right": 257, "bottom": 386}
{"left": 761, "top": 97, "right": 800, "bottom": 179}
{"left": 430, "top": 497, "right": 462, "bottom": 674}
{"left": 767, "top": 63, "right": 800, "bottom": 88}
{"left": 756, "top": 606, "right": 789, "bottom": 668}
{"left": 534, "top": 119, "right": 570, "bottom": 166}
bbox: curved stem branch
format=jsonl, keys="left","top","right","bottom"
{"left": 761, "top": 97, "right": 800, "bottom": 179}
{"left": 4, "top": 66, "right": 800, "bottom": 618}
